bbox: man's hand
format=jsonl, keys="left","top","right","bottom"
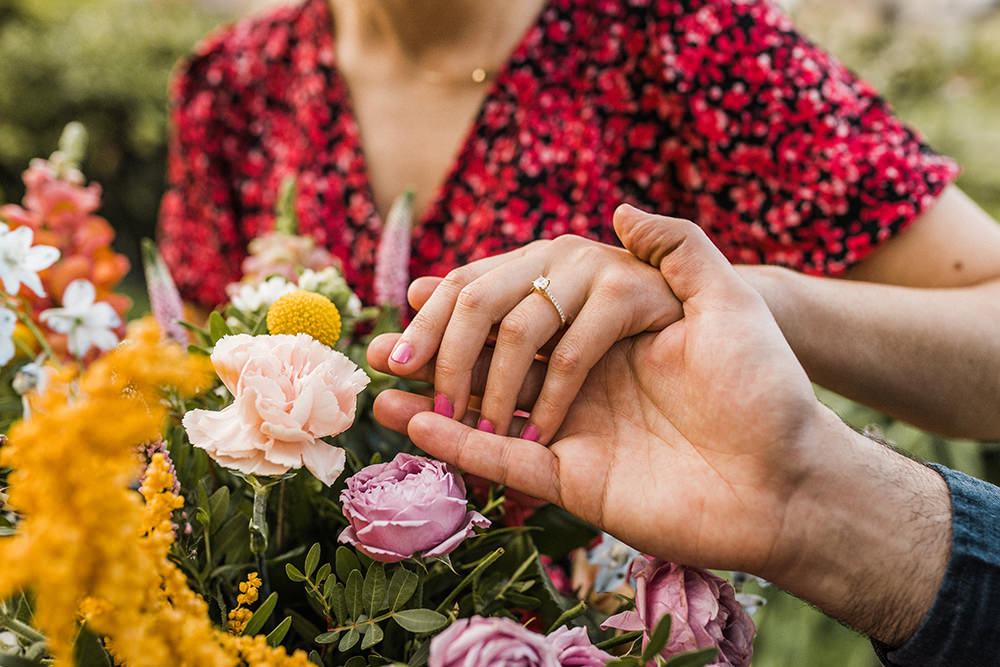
{"left": 369, "top": 205, "right": 951, "bottom": 646}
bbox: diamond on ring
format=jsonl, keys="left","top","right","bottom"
{"left": 531, "top": 275, "right": 566, "bottom": 328}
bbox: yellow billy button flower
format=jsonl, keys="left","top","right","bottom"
{"left": 266, "top": 289, "right": 342, "bottom": 347}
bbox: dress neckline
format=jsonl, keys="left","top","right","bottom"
{"left": 313, "top": 0, "right": 554, "bottom": 229}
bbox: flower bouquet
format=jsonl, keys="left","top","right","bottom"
{"left": 0, "top": 127, "right": 761, "bottom": 667}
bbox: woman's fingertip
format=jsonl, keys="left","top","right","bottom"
{"left": 389, "top": 340, "right": 413, "bottom": 365}
{"left": 434, "top": 393, "right": 454, "bottom": 418}
{"left": 521, "top": 424, "right": 540, "bottom": 442}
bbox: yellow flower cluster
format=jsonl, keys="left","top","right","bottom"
{"left": 227, "top": 572, "right": 263, "bottom": 634}
{"left": 266, "top": 289, "right": 342, "bottom": 347}
{"left": 0, "top": 318, "right": 311, "bottom": 666}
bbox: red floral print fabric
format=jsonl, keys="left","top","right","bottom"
{"left": 158, "top": 0, "right": 959, "bottom": 308}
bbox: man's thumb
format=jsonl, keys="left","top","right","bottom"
{"left": 613, "top": 203, "right": 738, "bottom": 303}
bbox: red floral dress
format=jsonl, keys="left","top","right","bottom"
{"left": 158, "top": 0, "right": 958, "bottom": 308}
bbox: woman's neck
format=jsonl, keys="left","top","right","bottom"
{"left": 330, "top": 0, "right": 546, "bottom": 81}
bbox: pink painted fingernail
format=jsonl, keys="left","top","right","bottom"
{"left": 478, "top": 418, "right": 495, "bottom": 434}
{"left": 521, "top": 424, "right": 540, "bottom": 442}
{"left": 390, "top": 341, "right": 413, "bottom": 364}
{"left": 434, "top": 393, "right": 453, "bottom": 418}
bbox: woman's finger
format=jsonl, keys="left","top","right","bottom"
{"left": 387, "top": 250, "right": 522, "bottom": 376}
{"left": 518, "top": 293, "right": 629, "bottom": 443}
{"left": 407, "top": 276, "right": 442, "bottom": 311}
{"left": 476, "top": 273, "right": 581, "bottom": 436}
{"left": 431, "top": 254, "right": 549, "bottom": 420}
{"left": 367, "top": 333, "right": 550, "bottom": 410}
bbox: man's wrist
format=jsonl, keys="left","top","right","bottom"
{"left": 767, "top": 407, "right": 951, "bottom": 646}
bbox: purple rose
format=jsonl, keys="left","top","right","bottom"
{"left": 429, "top": 616, "right": 559, "bottom": 667}
{"left": 338, "top": 453, "right": 490, "bottom": 562}
{"left": 602, "top": 557, "right": 755, "bottom": 667}
{"left": 548, "top": 626, "right": 614, "bottom": 667}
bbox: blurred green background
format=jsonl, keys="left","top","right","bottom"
{"left": 1, "top": 0, "right": 998, "bottom": 664}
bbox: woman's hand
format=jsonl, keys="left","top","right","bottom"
{"left": 384, "top": 225, "right": 681, "bottom": 442}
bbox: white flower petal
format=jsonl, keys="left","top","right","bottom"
{"left": 0, "top": 333, "right": 13, "bottom": 366}
{"left": 62, "top": 279, "right": 96, "bottom": 307}
{"left": 24, "top": 244, "right": 60, "bottom": 272}
{"left": 86, "top": 301, "right": 121, "bottom": 329}
{"left": 39, "top": 310, "right": 74, "bottom": 334}
{"left": 0, "top": 308, "right": 16, "bottom": 335}
{"left": 7, "top": 226, "right": 34, "bottom": 251}
{"left": 86, "top": 326, "right": 119, "bottom": 352}
{"left": 0, "top": 270, "right": 22, "bottom": 297}
{"left": 19, "top": 270, "right": 46, "bottom": 298}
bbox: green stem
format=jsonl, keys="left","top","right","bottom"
{"left": 0, "top": 616, "right": 46, "bottom": 643}
{"left": 4, "top": 296, "right": 53, "bottom": 360}
{"left": 434, "top": 547, "right": 504, "bottom": 613}
{"left": 249, "top": 481, "right": 272, "bottom": 556}
{"left": 480, "top": 494, "right": 506, "bottom": 516}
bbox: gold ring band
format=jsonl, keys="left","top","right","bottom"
{"left": 531, "top": 276, "right": 567, "bottom": 328}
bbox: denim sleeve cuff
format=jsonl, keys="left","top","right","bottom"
{"left": 872, "top": 463, "right": 1000, "bottom": 666}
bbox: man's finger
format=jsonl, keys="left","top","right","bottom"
{"left": 613, "top": 204, "right": 745, "bottom": 304}
{"left": 406, "top": 411, "right": 561, "bottom": 504}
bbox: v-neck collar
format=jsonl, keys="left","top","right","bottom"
{"left": 312, "top": 0, "right": 554, "bottom": 229}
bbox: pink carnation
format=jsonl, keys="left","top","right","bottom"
{"left": 602, "top": 557, "right": 755, "bottom": 667}
{"left": 182, "top": 334, "right": 369, "bottom": 485}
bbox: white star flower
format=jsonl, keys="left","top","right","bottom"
{"left": 229, "top": 275, "right": 297, "bottom": 313}
{"left": 0, "top": 223, "right": 60, "bottom": 297}
{"left": 40, "top": 279, "right": 121, "bottom": 358}
{"left": 0, "top": 307, "right": 17, "bottom": 366}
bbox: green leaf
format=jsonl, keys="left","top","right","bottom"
{"left": 241, "top": 591, "right": 278, "bottom": 636}
{"left": 207, "top": 486, "right": 230, "bottom": 531}
{"left": 595, "top": 631, "right": 643, "bottom": 651}
{"left": 73, "top": 624, "right": 112, "bottom": 667}
{"left": 339, "top": 627, "right": 361, "bottom": 652}
{"left": 266, "top": 616, "right": 293, "bottom": 647}
{"left": 187, "top": 343, "right": 211, "bottom": 356}
{"left": 251, "top": 313, "right": 269, "bottom": 336}
{"left": 314, "top": 631, "right": 341, "bottom": 645}
{"left": 386, "top": 567, "right": 418, "bottom": 611}
{"left": 177, "top": 318, "right": 212, "bottom": 345}
{"left": 308, "top": 650, "right": 323, "bottom": 666}
{"left": 336, "top": 546, "right": 363, "bottom": 582}
{"left": 304, "top": 542, "right": 321, "bottom": 578}
{"left": 343, "top": 657, "right": 367, "bottom": 667}
{"left": 662, "top": 647, "right": 720, "bottom": 667}
{"left": 346, "top": 569, "right": 364, "bottom": 619}
{"left": 392, "top": 609, "right": 448, "bottom": 633}
{"left": 406, "top": 640, "right": 430, "bottom": 667}
{"left": 641, "top": 614, "right": 672, "bottom": 663}
{"left": 603, "top": 659, "right": 643, "bottom": 667}
{"left": 208, "top": 310, "right": 232, "bottom": 343}
{"left": 286, "top": 563, "right": 307, "bottom": 583}
{"left": 502, "top": 592, "right": 540, "bottom": 608}
{"left": 363, "top": 562, "right": 387, "bottom": 616}
{"left": 0, "top": 655, "right": 44, "bottom": 667}
{"left": 316, "top": 562, "right": 332, "bottom": 583}
{"left": 360, "top": 622, "right": 384, "bottom": 649}
{"left": 329, "top": 582, "right": 348, "bottom": 624}
{"left": 323, "top": 570, "right": 338, "bottom": 598}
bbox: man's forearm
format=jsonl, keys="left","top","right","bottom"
{"left": 771, "top": 408, "right": 951, "bottom": 647}
{"left": 737, "top": 265, "right": 1000, "bottom": 440}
